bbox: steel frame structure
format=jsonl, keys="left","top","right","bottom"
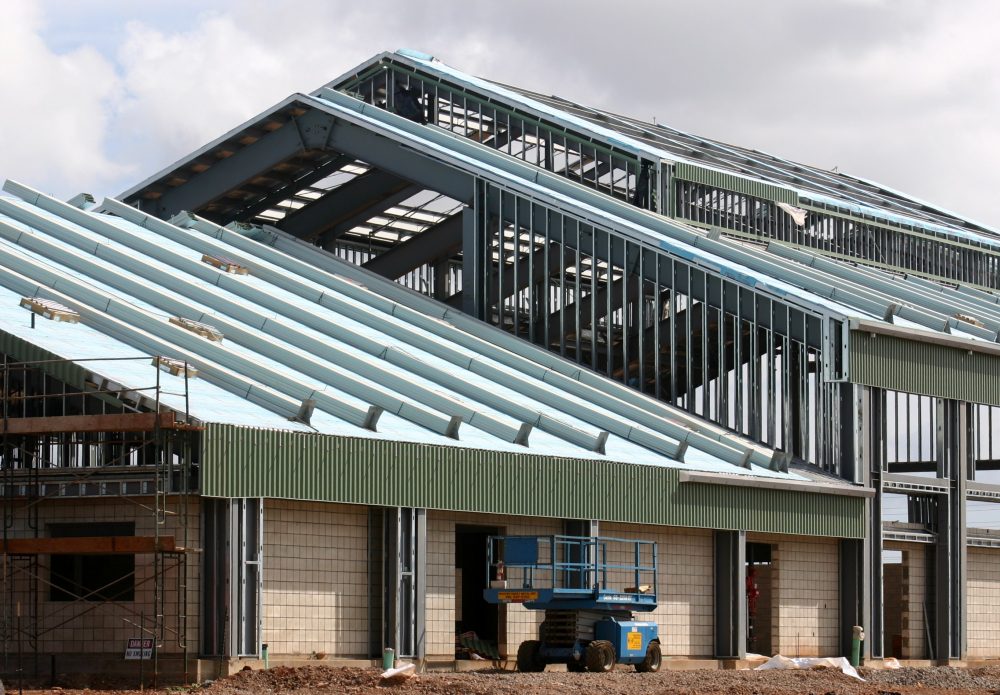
{"left": 0, "top": 355, "right": 196, "bottom": 685}
{"left": 331, "top": 55, "right": 1000, "bottom": 291}
{"left": 110, "top": 50, "right": 1000, "bottom": 663}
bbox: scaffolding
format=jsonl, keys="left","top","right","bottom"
{"left": 0, "top": 354, "right": 198, "bottom": 686}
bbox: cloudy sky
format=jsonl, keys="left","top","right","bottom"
{"left": 1, "top": 0, "right": 999, "bottom": 228}
{"left": 2, "top": 0, "right": 1000, "bottom": 527}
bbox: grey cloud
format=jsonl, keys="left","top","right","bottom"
{"left": 13, "top": 0, "right": 1000, "bottom": 227}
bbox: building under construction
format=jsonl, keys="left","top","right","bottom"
{"left": 3, "top": 49, "right": 1000, "bottom": 680}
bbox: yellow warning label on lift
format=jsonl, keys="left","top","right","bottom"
{"left": 627, "top": 631, "right": 643, "bottom": 651}
{"left": 496, "top": 591, "right": 539, "bottom": 602}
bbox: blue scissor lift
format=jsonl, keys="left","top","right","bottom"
{"left": 483, "top": 535, "right": 661, "bottom": 673}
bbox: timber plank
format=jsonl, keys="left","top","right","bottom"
{"left": 1, "top": 411, "right": 176, "bottom": 435}
{"left": 1, "top": 535, "right": 177, "bottom": 555}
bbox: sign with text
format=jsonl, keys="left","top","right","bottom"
{"left": 495, "top": 590, "right": 539, "bottom": 603}
{"left": 124, "top": 638, "right": 153, "bottom": 660}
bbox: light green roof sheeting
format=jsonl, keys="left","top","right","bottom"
{"left": 201, "top": 422, "right": 865, "bottom": 539}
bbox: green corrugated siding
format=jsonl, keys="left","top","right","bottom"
{"left": 673, "top": 162, "right": 798, "bottom": 205}
{"left": 850, "top": 330, "right": 1000, "bottom": 406}
{"left": 201, "top": 423, "right": 864, "bottom": 538}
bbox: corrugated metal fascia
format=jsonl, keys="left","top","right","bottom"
{"left": 201, "top": 423, "right": 864, "bottom": 538}
{"left": 850, "top": 330, "right": 1000, "bottom": 406}
{"left": 0, "top": 329, "right": 92, "bottom": 389}
{"left": 673, "top": 162, "right": 798, "bottom": 205}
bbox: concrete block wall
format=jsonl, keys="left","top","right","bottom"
{"left": 751, "top": 534, "right": 839, "bottom": 657}
{"left": 261, "top": 499, "right": 369, "bottom": 656}
{"left": 2, "top": 496, "right": 199, "bottom": 655}
{"left": 601, "top": 522, "right": 714, "bottom": 657}
{"left": 901, "top": 547, "right": 930, "bottom": 659}
{"left": 968, "top": 546, "right": 1000, "bottom": 658}
{"left": 882, "top": 563, "right": 903, "bottom": 657}
{"left": 882, "top": 542, "right": 931, "bottom": 660}
{"left": 425, "top": 511, "right": 457, "bottom": 658}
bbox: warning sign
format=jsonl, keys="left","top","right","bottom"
{"left": 124, "top": 638, "right": 153, "bottom": 660}
{"left": 496, "top": 590, "right": 539, "bottom": 603}
{"left": 626, "top": 631, "right": 643, "bottom": 651}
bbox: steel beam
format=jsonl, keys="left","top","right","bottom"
{"left": 317, "top": 183, "right": 423, "bottom": 247}
{"left": 222, "top": 152, "right": 356, "bottom": 225}
{"left": 414, "top": 507, "right": 427, "bottom": 660}
{"left": 840, "top": 383, "right": 862, "bottom": 484}
{"left": 890, "top": 458, "right": 1000, "bottom": 474}
{"left": 432, "top": 260, "right": 450, "bottom": 301}
{"left": 150, "top": 109, "right": 336, "bottom": 219}
{"left": 277, "top": 169, "right": 413, "bottom": 241}
{"left": 325, "top": 115, "right": 473, "bottom": 204}
{"left": 363, "top": 212, "right": 463, "bottom": 279}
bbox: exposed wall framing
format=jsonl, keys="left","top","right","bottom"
{"left": 1, "top": 356, "right": 198, "bottom": 684}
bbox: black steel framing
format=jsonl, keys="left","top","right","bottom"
{"left": 674, "top": 179, "right": 1000, "bottom": 290}
{"left": 110, "top": 54, "right": 1000, "bottom": 665}
{"left": 472, "top": 179, "right": 841, "bottom": 473}
{"left": 863, "top": 385, "right": 994, "bottom": 662}
{"left": 336, "top": 60, "right": 658, "bottom": 213}
{"left": 331, "top": 58, "right": 1000, "bottom": 291}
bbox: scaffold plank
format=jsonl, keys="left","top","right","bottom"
{"left": 1, "top": 535, "right": 178, "bottom": 555}
{"left": 1, "top": 411, "right": 176, "bottom": 434}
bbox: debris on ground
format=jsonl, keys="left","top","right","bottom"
{"left": 12, "top": 663, "right": 1000, "bottom": 695}
{"left": 380, "top": 663, "right": 416, "bottom": 684}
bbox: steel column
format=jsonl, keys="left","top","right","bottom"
{"left": 839, "top": 538, "right": 865, "bottom": 659}
{"left": 862, "top": 386, "right": 884, "bottom": 659}
{"left": 714, "top": 529, "right": 746, "bottom": 659}
{"left": 461, "top": 203, "right": 483, "bottom": 319}
{"left": 934, "top": 400, "right": 968, "bottom": 661}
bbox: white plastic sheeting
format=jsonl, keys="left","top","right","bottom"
{"left": 755, "top": 654, "right": 864, "bottom": 681}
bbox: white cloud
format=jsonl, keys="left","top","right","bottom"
{"left": 115, "top": 13, "right": 298, "bottom": 169}
{"left": 2, "top": 0, "right": 999, "bottom": 229}
{"left": 0, "top": 1, "right": 128, "bottom": 197}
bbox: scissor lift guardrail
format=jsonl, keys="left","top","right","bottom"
{"left": 483, "top": 535, "right": 657, "bottom": 611}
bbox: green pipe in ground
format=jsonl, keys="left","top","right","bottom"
{"left": 850, "top": 626, "right": 865, "bottom": 667}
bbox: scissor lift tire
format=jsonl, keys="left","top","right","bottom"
{"left": 635, "top": 640, "right": 662, "bottom": 672}
{"left": 516, "top": 640, "right": 545, "bottom": 672}
{"left": 585, "top": 640, "right": 616, "bottom": 672}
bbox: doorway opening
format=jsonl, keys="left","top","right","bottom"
{"left": 747, "top": 542, "right": 774, "bottom": 656}
{"left": 455, "top": 524, "right": 502, "bottom": 657}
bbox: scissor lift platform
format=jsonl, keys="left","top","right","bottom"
{"left": 483, "top": 535, "right": 661, "bottom": 672}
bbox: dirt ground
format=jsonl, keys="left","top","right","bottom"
{"left": 9, "top": 664, "right": 1000, "bottom": 695}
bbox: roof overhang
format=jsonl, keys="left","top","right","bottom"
{"left": 849, "top": 321, "right": 1000, "bottom": 405}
